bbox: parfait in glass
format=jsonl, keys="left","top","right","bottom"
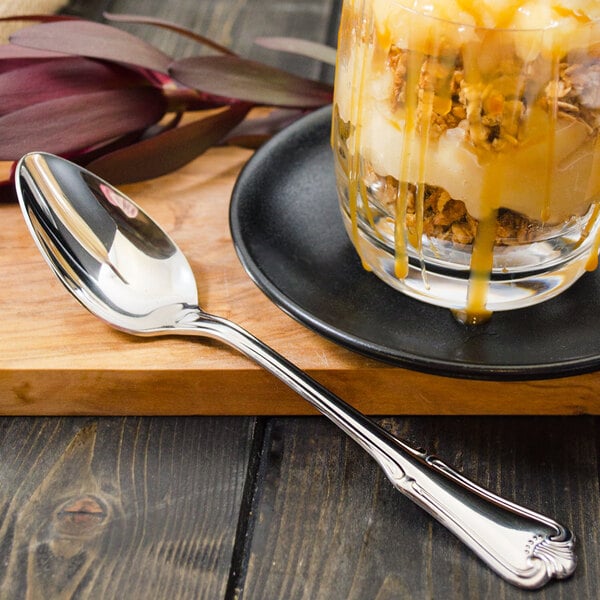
{"left": 332, "top": 0, "right": 600, "bottom": 323}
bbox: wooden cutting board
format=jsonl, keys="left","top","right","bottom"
{"left": 2, "top": 144, "right": 600, "bottom": 416}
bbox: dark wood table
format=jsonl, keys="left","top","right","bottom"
{"left": 1, "top": 1, "right": 599, "bottom": 598}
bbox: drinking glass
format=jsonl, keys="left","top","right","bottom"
{"left": 332, "top": 0, "right": 600, "bottom": 324}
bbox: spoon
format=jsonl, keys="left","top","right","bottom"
{"left": 16, "top": 151, "right": 576, "bottom": 589}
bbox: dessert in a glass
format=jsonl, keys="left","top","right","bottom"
{"left": 332, "top": 0, "right": 600, "bottom": 324}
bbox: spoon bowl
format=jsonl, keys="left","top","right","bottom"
{"left": 17, "top": 152, "right": 198, "bottom": 333}
{"left": 16, "top": 152, "right": 576, "bottom": 590}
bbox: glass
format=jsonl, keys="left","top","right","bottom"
{"left": 332, "top": 0, "right": 600, "bottom": 324}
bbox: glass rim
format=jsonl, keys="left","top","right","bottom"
{"left": 387, "top": 1, "right": 600, "bottom": 34}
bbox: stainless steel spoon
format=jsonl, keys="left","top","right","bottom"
{"left": 16, "top": 151, "right": 576, "bottom": 589}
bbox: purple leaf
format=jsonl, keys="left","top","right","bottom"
{"left": 10, "top": 20, "right": 172, "bottom": 73}
{"left": 0, "top": 43, "right": 68, "bottom": 74}
{"left": 221, "top": 108, "right": 306, "bottom": 148}
{"left": 0, "top": 87, "right": 166, "bottom": 159}
{"left": 255, "top": 37, "right": 337, "bottom": 66}
{"left": 73, "top": 130, "right": 150, "bottom": 166}
{"left": 86, "top": 104, "right": 251, "bottom": 184}
{"left": 0, "top": 181, "right": 17, "bottom": 203}
{"left": 103, "top": 12, "right": 236, "bottom": 56}
{"left": 0, "top": 14, "right": 81, "bottom": 24}
{"left": 0, "top": 42, "right": 66, "bottom": 60}
{"left": 0, "top": 57, "right": 153, "bottom": 116}
{"left": 170, "top": 55, "right": 333, "bottom": 108}
{"left": 161, "top": 86, "right": 232, "bottom": 112}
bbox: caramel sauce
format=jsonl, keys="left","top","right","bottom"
{"left": 461, "top": 210, "right": 497, "bottom": 325}
{"left": 346, "top": 0, "right": 372, "bottom": 272}
{"left": 336, "top": 1, "right": 600, "bottom": 324}
{"left": 542, "top": 53, "right": 560, "bottom": 223}
{"left": 582, "top": 202, "right": 600, "bottom": 271}
{"left": 552, "top": 5, "right": 592, "bottom": 22}
{"left": 583, "top": 139, "right": 600, "bottom": 271}
{"left": 455, "top": 0, "right": 520, "bottom": 28}
{"left": 394, "top": 51, "right": 424, "bottom": 279}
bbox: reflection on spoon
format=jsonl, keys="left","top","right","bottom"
{"left": 16, "top": 152, "right": 576, "bottom": 590}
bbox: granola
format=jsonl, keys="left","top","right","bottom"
{"left": 376, "top": 176, "right": 539, "bottom": 246}
{"left": 376, "top": 43, "right": 600, "bottom": 245}
{"left": 389, "top": 45, "right": 600, "bottom": 150}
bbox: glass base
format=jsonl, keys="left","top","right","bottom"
{"left": 340, "top": 208, "right": 598, "bottom": 314}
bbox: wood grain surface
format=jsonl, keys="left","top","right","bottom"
{"left": 4, "top": 139, "right": 600, "bottom": 415}
{"left": 1, "top": 414, "right": 597, "bottom": 599}
{"left": 0, "top": 0, "right": 600, "bottom": 415}
{"left": 2, "top": 78, "right": 600, "bottom": 414}
{"left": 242, "top": 416, "right": 600, "bottom": 600}
{"left": 1, "top": 2, "right": 599, "bottom": 599}
{"left": 0, "top": 416, "right": 258, "bottom": 598}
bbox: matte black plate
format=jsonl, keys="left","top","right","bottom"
{"left": 230, "top": 106, "right": 600, "bottom": 380}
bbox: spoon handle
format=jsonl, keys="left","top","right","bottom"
{"left": 176, "top": 308, "right": 576, "bottom": 589}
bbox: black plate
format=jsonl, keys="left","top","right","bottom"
{"left": 230, "top": 106, "right": 600, "bottom": 380}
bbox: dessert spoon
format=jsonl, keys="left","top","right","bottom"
{"left": 16, "top": 151, "right": 576, "bottom": 589}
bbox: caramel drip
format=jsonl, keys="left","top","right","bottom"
{"left": 587, "top": 244, "right": 600, "bottom": 273}
{"left": 359, "top": 176, "right": 380, "bottom": 236}
{"left": 583, "top": 135, "right": 600, "bottom": 271}
{"left": 582, "top": 202, "right": 600, "bottom": 271}
{"left": 455, "top": 0, "right": 521, "bottom": 27}
{"left": 542, "top": 53, "right": 560, "bottom": 223}
{"left": 414, "top": 81, "right": 441, "bottom": 285}
{"left": 394, "top": 51, "right": 423, "bottom": 279}
{"left": 346, "top": 0, "right": 372, "bottom": 271}
{"left": 456, "top": 42, "right": 495, "bottom": 323}
{"left": 552, "top": 5, "right": 592, "bottom": 22}
{"left": 459, "top": 209, "right": 497, "bottom": 325}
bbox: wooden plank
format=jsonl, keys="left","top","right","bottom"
{"left": 239, "top": 415, "right": 600, "bottom": 599}
{"left": 0, "top": 416, "right": 258, "bottom": 598}
{"left": 2, "top": 146, "right": 600, "bottom": 416}
{"left": 59, "top": 0, "right": 112, "bottom": 21}
{"left": 1, "top": 2, "right": 598, "bottom": 417}
{"left": 65, "top": 0, "right": 340, "bottom": 79}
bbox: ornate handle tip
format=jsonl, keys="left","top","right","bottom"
{"left": 526, "top": 530, "right": 577, "bottom": 585}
